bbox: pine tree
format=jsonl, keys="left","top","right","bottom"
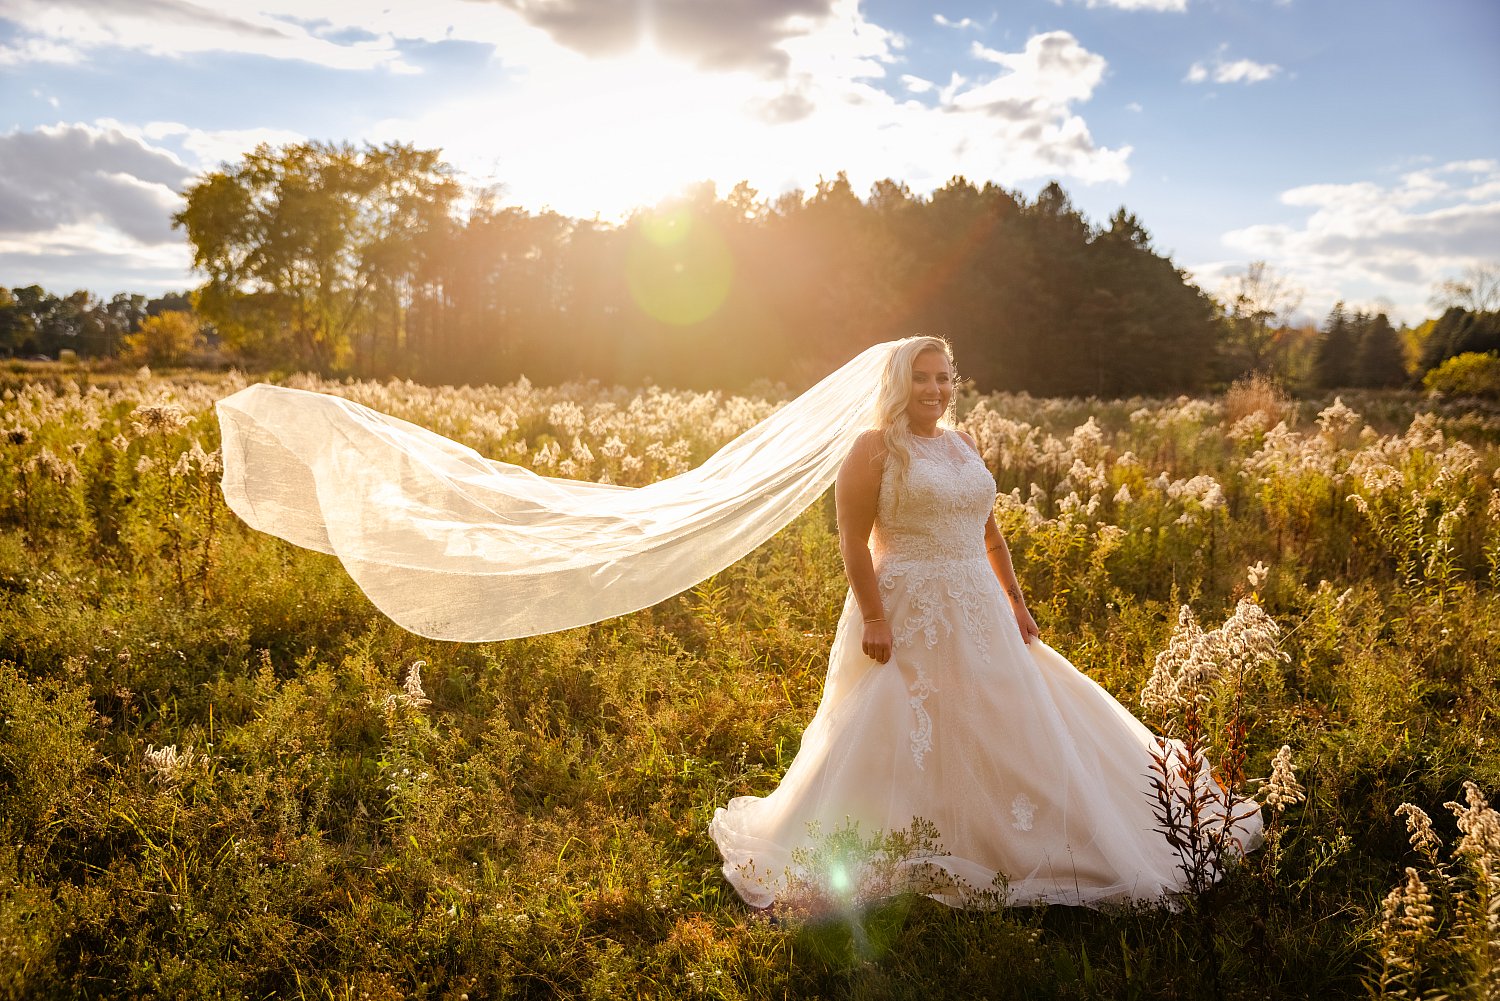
{"left": 1355, "top": 313, "right": 1407, "bottom": 387}
{"left": 1314, "top": 302, "right": 1355, "bottom": 388}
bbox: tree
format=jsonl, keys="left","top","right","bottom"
{"left": 1419, "top": 307, "right": 1500, "bottom": 373}
{"left": 1354, "top": 312, "right": 1406, "bottom": 388}
{"left": 1423, "top": 352, "right": 1500, "bottom": 400}
{"left": 0, "top": 288, "right": 33, "bottom": 357}
{"left": 1313, "top": 303, "right": 1355, "bottom": 388}
{"left": 1217, "top": 261, "right": 1304, "bottom": 380}
{"left": 175, "top": 140, "right": 461, "bottom": 372}
{"left": 122, "top": 311, "right": 203, "bottom": 366}
{"left": 1430, "top": 261, "right": 1500, "bottom": 314}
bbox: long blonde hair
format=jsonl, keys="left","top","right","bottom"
{"left": 875, "top": 335, "right": 957, "bottom": 498}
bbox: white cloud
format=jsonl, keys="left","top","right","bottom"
{"left": 1186, "top": 47, "right": 1281, "bottom": 85}
{"left": 1075, "top": 0, "right": 1187, "bottom": 11}
{"left": 0, "top": 122, "right": 192, "bottom": 244}
{"left": 1207, "top": 159, "right": 1500, "bottom": 323}
{"left": 494, "top": 0, "right": 837, "bottom": 74}
{"left": 0, "top": 0, "right": 420, "bottom": 72}
{"left": 934, "top": 13, "right": 978, "bottom": 29}
{"left": 0, "top": 2, "right": 1132, "bottom": 292}
{"left": 367, "top": 18, "right": 1128, "bottom": 220}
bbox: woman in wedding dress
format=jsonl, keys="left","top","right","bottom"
{"left": 707, "top": 336, "right": 1265, "bottom": 910}
{"left": 216, "top": 333, "right": 1263, "bottom": 913}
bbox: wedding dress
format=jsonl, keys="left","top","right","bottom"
{"left": 708, "top": 428, "right": 1265, "bottom": 910}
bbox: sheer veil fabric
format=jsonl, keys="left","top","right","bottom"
{"left": 218, "top": 338, "right": 1265, "bottom": 909}
{"left": 215, "top": 341, "right": 895, "bottom": 641}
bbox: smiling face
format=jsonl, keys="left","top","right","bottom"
{"left": 905, "top": 347, "right": 954, "bottom": 431}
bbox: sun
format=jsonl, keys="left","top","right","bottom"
{"left": 473, "top": 36, "right": 772, "bottom": 221}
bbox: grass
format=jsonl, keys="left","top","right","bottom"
{"left": 1, "top": 365, "right": 1497, "bottom": 999}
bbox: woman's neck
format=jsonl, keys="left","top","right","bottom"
{"left": 909, "top": 421, "right": 942, "bottom": 439}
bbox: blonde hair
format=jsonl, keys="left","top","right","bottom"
{"left": 875, "top": 335, "right": 957, "bottom": 499}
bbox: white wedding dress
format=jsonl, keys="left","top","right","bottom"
{"left": 708, "top": 429, "right": 1265, "bottom": 910}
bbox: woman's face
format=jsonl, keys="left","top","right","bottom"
{"left": 905, "top": 348, "right": 954, "bottom": 428}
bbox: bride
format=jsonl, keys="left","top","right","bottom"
{"left": 707, "top": 336, "right": 1264, "bottom": 910}
{"left": 215, "top": 334, "right": 1263, "bottom": 912}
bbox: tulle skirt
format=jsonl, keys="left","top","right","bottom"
{"left": 708, "top": 561, "right": 1265, "bottom": 910}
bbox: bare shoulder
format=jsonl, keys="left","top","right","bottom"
{"left": 853, "top": 427, "right": 889, "bottom": 460}
{"left": 842, "top": 428, "right": 888, "bottom": 476}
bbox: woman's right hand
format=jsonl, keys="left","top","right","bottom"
{"left": 862, "top": 619, "right": 894, "bottom": 664}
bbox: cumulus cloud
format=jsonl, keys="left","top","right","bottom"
{"left": 0, "top": 123, "right": 192, "bottom": 245}
{"left": 492, "top": 0, "right": 836, "bottom": 75}
{"left": 1186, "top": 46, "right": 1281, "bottom": 85}
{"left": 0, "top": 0, "right": 420, "bottom": 71}
{"left": 0, "top": 2, "right": 1131, "bottom": 291}
{"left": 368, "top": 21, "right": 1127, "bottom": 222}
{"left": 1205, "top": 160, "right": 1500, "bottom": 322}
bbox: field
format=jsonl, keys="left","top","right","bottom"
{"left": 2, "top": 362, "right": 1498, "bottom": 1000}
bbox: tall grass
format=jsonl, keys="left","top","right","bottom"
{"left": 1, "top": 364, "right": 1496, "bottom": 999}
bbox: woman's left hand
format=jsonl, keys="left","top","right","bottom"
{"left": 1011, "top": 602, "right": 1041, "bottom": 645}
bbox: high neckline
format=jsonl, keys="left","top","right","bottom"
{"left": 911, "top": 428, "right": 945, "bottom": 441}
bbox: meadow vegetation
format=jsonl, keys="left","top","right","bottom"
{"left": 2, "top": 363, "right": 1498, "bottom": 999}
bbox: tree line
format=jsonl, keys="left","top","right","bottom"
{"left": 8, "top": 139, "right": 1495, "bottom": 396}
{"left": 0, "top": 287, "right": 193, "bottom": 362}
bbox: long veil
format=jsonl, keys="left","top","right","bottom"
{"left": 216, "top": 340, "right": 897, "bottom": 641}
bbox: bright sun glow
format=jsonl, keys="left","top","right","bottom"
{"left": 483, "top": 39, "right": 770, "bottom": 219}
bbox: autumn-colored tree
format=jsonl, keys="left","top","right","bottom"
{"left": 175, "top": 141, "right": 461, "bottom": 372}
{"left": 122, "top": 310, "right": 203, "bottom": 366}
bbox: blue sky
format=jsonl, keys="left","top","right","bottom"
{"left": 1, "top": 0, "right": 1496, "bottom": 325}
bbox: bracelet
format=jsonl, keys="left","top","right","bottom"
{"left": 863, "top": 615, "right": 886, "bottom": 624}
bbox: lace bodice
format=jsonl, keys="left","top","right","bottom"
{"left": 871, "top": 429, "right": 996, "bottom": 565}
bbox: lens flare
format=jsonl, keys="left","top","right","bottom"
{"left": 626, "top": 206, "right": 733, "bottom": 326}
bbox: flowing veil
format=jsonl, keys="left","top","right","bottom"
{"left": 216, "top": 341, "right": 898, "bottom": 641}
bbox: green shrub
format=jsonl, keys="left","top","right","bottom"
{"left": 1423, "top": 351, "right": 1500, "bottom": 400}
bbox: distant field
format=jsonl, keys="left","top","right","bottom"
{"left": 2, "top": 366, "right": 1496, "bottom": 1000}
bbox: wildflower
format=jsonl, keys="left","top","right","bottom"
{"left": 31, "top": 447, "right": 79, "bottom": 487}
{"left": 401, "top": 660, "right": 432, "bottom": 708}
{"left": 1444, "top": 781, "right": 1500, "bottom": 864}
{"left": 600, "top": 435, "right": 628, "bottom": 460}
{"left": 569, "top": 435, "right": 594, "bottom": 466}
{"left": 1113, "top": 483, "right": 1133, "bottom": 505}
{"left": 1394, "top": 803, "right": 1443, "bottom": 863}
{"left": 144, "top": 743, "right": 197, "bottom": 785}
{"left": 1247, "top": 561, "right": 1269, "bottom": 590}
{"left": 1262, "top": 745, "right": 1305, "bottom": 811}
{"left": 1142, "top": 598, "right": 1288, "bottom": 712}
{"left": 110, "top": 433, "right": 130, "bottom": 451}
{"left": 1380, "top": 866, "right": 1437, "bottom": 941}
{"left": 129, "top": 403, "right": 190, "bottom": 438}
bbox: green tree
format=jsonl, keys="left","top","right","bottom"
{"left": 1354, "top": 312, "right": 1406, "bottom": 388}
{"left": 1418, "top": 307, "right": 1500, "bottom": 373}
{"left": 1314, "top": 303, "right": 1356, "bottom": 388}
{"left": 1217, "top": 261, "right": 1303, "bottom": 382}
{"left": 0, "top": 288, "right": 33, "bottom": 357}
{"left": 175, "top": 140, "right": 461, "bottom": 372}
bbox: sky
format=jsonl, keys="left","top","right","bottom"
{"left": 1, "top": 0, "right": 1497, "bottom": 327}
